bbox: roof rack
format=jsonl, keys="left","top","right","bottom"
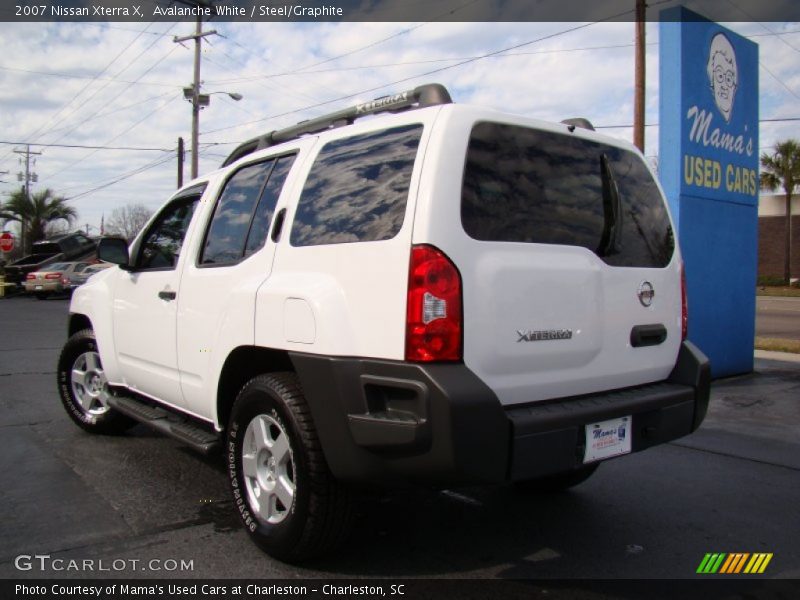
{"left": 561, "top": 118, "right": 596, "bottom": 132}
{"left": 221, "top": 83, "right": 452, "bottom": 167}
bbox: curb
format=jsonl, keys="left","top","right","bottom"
{"left": 754, "top": 349, "right": 800, "bottom": 364}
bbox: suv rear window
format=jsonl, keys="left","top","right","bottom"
{"left": 290, "top": 124, "right": 423, "bottom": 247}
{"left": 461, "top": 122, "right": 674, "bottom": 268}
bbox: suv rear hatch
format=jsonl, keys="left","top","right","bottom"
{"left": 456, "top": 121, "right": 681, "bottom": 405}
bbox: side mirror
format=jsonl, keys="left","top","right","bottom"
{"left": 97, "top": 237, "right": 133, "bottom": 270}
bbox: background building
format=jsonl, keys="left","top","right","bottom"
{"left": 758, "top": 193, "right": 800, "bottom": 281}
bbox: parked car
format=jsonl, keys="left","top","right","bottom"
{"left": 5, "top": 232, "right": 96, "bottom": 289}
{"left": 25, "top": 261, "right": 91, "bottom": 299}
{"left": 58, "top": 83, "right": 710, "bottom": 562}
{"left": 63, "top": 262, "right": 113, "bottom": 291}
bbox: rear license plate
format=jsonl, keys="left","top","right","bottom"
{"left": 584, "top": 416, "right": 631, "bottom": 463}
{"left": 35, "top": 285, "right": 43, "bottom": 290}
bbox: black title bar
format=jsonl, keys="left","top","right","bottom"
{"left": 3, "top": 0, "right": 800, "bottom": 23}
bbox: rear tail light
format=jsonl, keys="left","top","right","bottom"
{"left": 26, "top": 273, "right": 35, "bottom": 280}
{"left": 405, "top": 245, "right": 462, "bottom": 362}
{"left": 44, "top": 273, "right": 62, "bottom": 280}
{"left": 680, "top": 262, "right": 688, "bottom": 340}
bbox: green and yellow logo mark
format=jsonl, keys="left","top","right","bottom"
{"left": 697, "top": 553, "right": 773, "bottom": 574}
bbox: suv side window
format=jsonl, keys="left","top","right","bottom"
{"left": 200, "top": 154, "right": 296, "bottom": 266}
{"left": 137, "top": 197, "right": 199, "bottom": 271}
{"left": 290, "top": 124, "right": 423, "bottom": 247}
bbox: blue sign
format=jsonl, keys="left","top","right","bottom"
{"left": 660, "top": 7, "right": 759, "bottom": 377}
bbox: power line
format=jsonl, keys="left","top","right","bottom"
{"left": 28, "top": 24, "right": 162, "bottom": 147}
{"left": 57, "top": 151, "right": 172, "bottom": 193}
{"left": 0, "top": 141, "right": 173, "bottom": 151}
{"left": 0, "top": 23, "right": 158, "bottom": 169}
{"left": 82, "top": 22, "right": 176, "bottom": 37}
{"left": 43, "top": 92, "right": 177, "bottom": 138}
{"left": 759, "top": 61, "right": 800, "bottom": 103}
{"left": 209, "top": 0, "right": 480, "bottom": 97}
{"left": 43, "top": 27, "right": 181, "bottom": 147}
{"left": 41, "top": 95, "right": 181, "bottom": 183}
{"left": 66, "top": 153, "right": 176, "bottom": 201}
{"left": 204, "top": 40, "right": 325, "bottom": 105}
{"left": 0, "top": 64, "right": 176, "bottom": 87}
{"left": 206, "top": 42, "right": 649, "bottom": 84}
{"left": 594, "top": 117, "right": 800, "bottom": 129}
{"left": 205, "top": 14, "right": 640, "bottom": 138}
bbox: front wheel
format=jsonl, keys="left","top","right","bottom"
{"left": 56, "top": 328, "right": 134, "bottom": 434}
{"left": 227, "top": 372, "right": 354, "bottom": 562}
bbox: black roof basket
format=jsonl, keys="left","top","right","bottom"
{"left": 221, "top": 83, "right": 452, "bottom": 167}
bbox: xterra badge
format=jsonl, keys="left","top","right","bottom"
{"left": 517, "top": 329, "right": 573, "bottom": 342}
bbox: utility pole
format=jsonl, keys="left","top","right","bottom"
{"left": 177, "top": 137, "right": 185, "bottom": 188}
{"left": 633, "top": 0, "right": 646, "bottom": 152}
{"left": 174, "top": 2, "right": 217, "bottom": 179}
{"left": 13, "top": 145, "right": 42, "bottom": 254}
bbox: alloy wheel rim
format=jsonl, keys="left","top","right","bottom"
{"left": 70, "top": 351, "right": 110, "bottom": 416}
{"left": 242, "top": 414, "right": 296, "bottom": 525}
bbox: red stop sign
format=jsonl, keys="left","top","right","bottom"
{"left": 0, "top": 232, "right": 14, "bottom": 253}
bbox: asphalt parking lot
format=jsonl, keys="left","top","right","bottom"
{"left": 0, "top": 295, "right": 798, "bottom": 583}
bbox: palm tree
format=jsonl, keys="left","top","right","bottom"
{"left": 761, "top": 140, "right": 800, "bottom": 283}
{"left": 0, "top": 188, "right": 77, "bottom": 254}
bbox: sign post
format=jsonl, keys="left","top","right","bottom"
{"left": 659, "top": 7, "right": 759, "bottom": 377}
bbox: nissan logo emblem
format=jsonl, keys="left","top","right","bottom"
{"left": 638, "top": 281, "right": 655, "bottom": 307}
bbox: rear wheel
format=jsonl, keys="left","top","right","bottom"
{"left": 514, "top": 463, "right": 600, "bottom": 493}
{"left": 227, "top": 372, "right": 354, "bottom": 562}
{"left": 57, "top": 329, "right": 134, "bottom": 434}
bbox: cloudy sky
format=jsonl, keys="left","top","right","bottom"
{"left": 0, "top": 9, "right": 798, "bottom": 234}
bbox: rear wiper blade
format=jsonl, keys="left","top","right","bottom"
{"left": 597, "top": 153, "right": 622, "bottom": 257}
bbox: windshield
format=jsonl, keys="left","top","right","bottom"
{"left": 461, "top": 122, "right": 674, "bottom": 268}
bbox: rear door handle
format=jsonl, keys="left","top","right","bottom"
{"left": 630, "top": 324, "right": 667, "bottom": 347}
{"left": 158, "top": 290, "right": 177, "bottom": 301}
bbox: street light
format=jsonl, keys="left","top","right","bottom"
{"left": 182, "top": 87, "right": 243, "bottom": 178}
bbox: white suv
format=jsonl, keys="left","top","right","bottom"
{"left": 57, "top": 84, "right": 710, "bottom": 561}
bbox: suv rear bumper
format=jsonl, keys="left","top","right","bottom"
{"left": 289, "top": 341, "right": 710, "bottom": 486}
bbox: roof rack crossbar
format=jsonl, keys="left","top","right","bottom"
{"left": 221, "top": 83, "right": 452, "bottom": 167}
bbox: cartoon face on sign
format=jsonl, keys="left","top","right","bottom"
{"left": 706, "top": 33, "right": 738, "bottom": 122}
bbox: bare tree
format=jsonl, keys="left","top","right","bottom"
{"left": 105, "top": 203, "right": 153, "bottom": 242}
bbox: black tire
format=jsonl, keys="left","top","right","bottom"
{"left": 56, "top": 328, "right": 135, "bottom": 434}
{"left": 227, "top": 372, "right": 354, "bottom": 562}
{"left": 514, "top": 463, "right": 600, "bottom": 493}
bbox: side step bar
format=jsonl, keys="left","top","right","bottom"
{"left": 107, "top": 394, "right": 221, "bottom": 454}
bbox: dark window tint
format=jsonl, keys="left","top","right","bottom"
{"left": 244, "top": 155, "right": 295, "bottom": 256}
{"left": 462, "top": 123, "right": 674, "bottom": 268}
{"left": 201, "top": 162, "right": 272, "bottom": 265}
{"left": 138, "top": 198, "right": 199, "bottom": 270}
{"left": 290, "top": 124, "right": 423, "bottom": 247}
{"left": 201, "top": 155, "right": 296, "bottom": 265}
{"left": 33, "top": 242, "right": 60, "bottom": 255}
{"left": 60, "top": 236, "right": 79, "bottom": 254}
